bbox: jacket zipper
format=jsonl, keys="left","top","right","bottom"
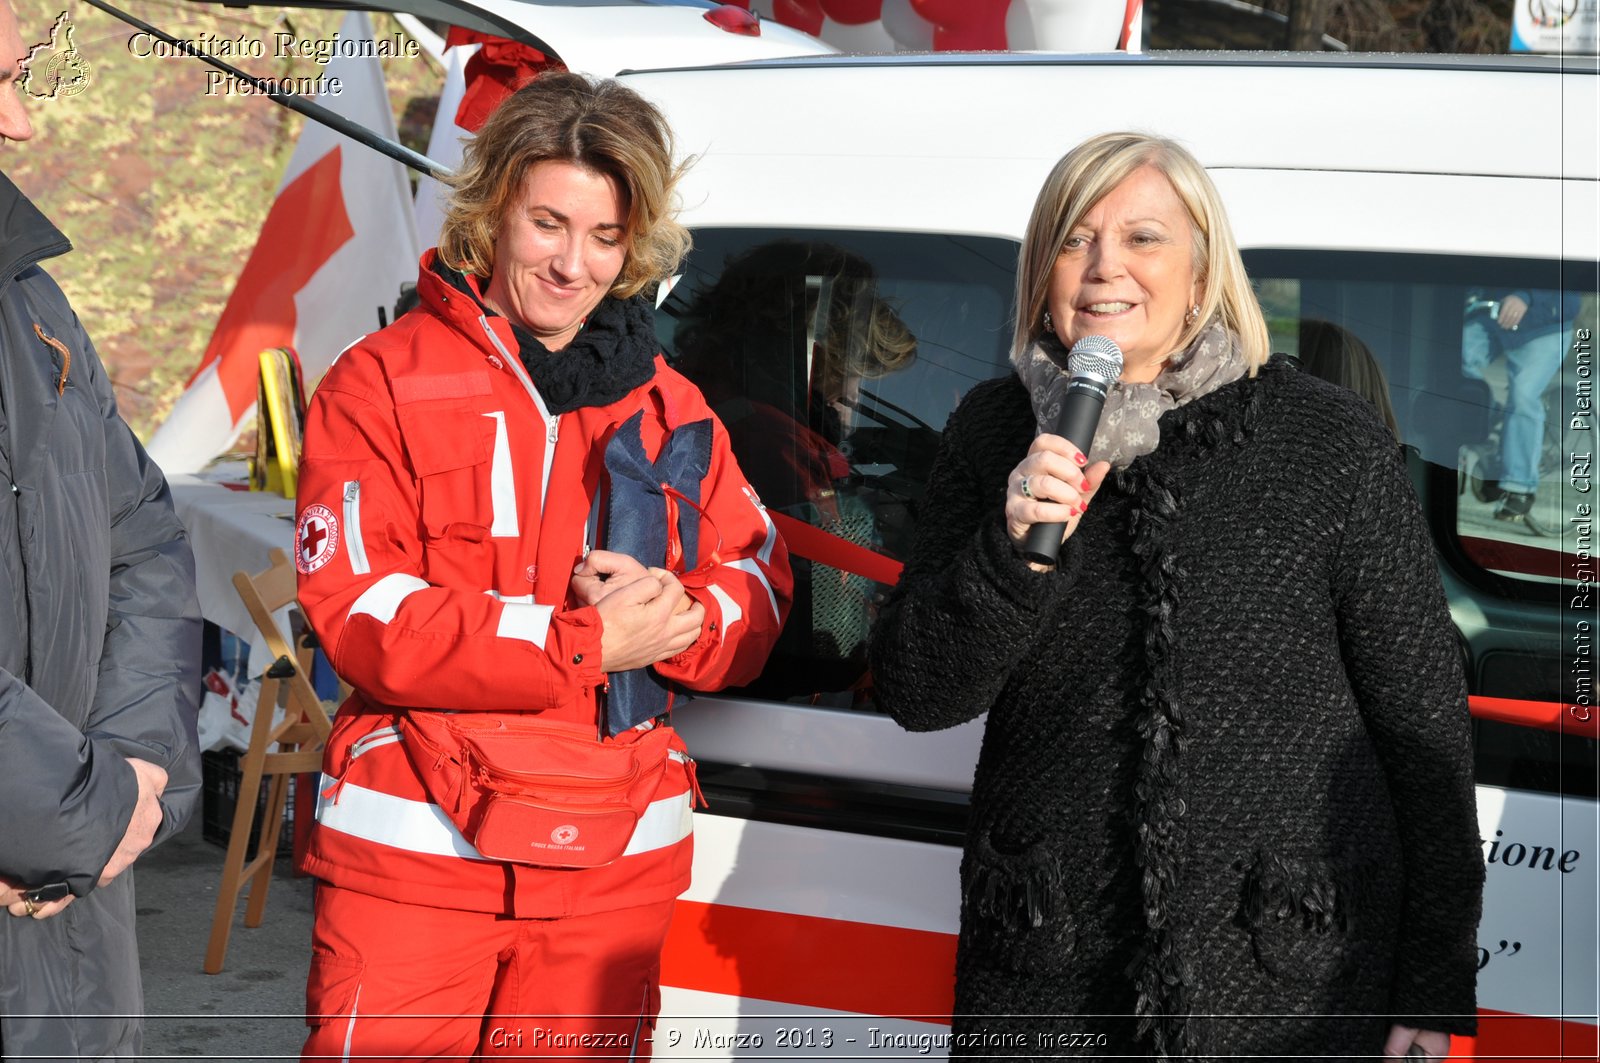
{"left": 545, "top": 415, "right": 560, "bottom": 512}
{"left": 476, "top": 315, "right": 561, "bottom": 510}
{"left": 343, "top": 481, "right": 370, "bottom": 576}
{"left": 474, "top": 760, "right": 640, "bottom": 793}
{"left": 677, "top": 750, "right": 707, "bottom": 809}
{"left": 1, "top": 342, "right": 32, "bottom": 682}
{"left": 320, "top": 725, "right": 401, "bottom": 804}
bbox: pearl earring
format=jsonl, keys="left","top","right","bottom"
{"left": 1043, "top": 310, "right": 1053, "bottom": 332}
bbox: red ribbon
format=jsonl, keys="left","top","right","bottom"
{"left": 444, "top": 28, "right": 566, "bottom": 133}
{"left": 768, "top": 510, "right": 902, "bottom": 587}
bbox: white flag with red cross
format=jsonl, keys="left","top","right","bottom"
{"left": 147, "top": 10, "right": 420, "bottom": 476}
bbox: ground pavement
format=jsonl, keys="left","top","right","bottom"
{"left": 136, "top": 815, "right": 314, "bottom": 1059}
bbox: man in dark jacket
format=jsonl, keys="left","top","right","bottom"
{"left": 1, "top": 0, "right": 202, "bottom": 1054}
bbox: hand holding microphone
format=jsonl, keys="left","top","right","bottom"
{"left": 1010, "top": 336, "right": 1123, "bottom": 566}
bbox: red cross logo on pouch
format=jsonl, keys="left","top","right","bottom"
{"left": 295, "top": 505, "right": 339, "bottom": 574}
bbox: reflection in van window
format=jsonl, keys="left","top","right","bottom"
{"left": 1459, "top": 287, "right": 1586, "bottom": 531}
{"left": 1250, "top": 252, "right": 1598, "bottom": 582}
{"left": 659, "top": 230, "right": 1018, "bottom": 709}
{"left": 1248, "top": 250, "right": 1599, "bottom": 799}
{"left": 1296, "top": 318, "right": 1401, "bottom": 439}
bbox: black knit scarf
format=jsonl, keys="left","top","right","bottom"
{"left": 436, "top": 261, "right": 658, "bottom": 415}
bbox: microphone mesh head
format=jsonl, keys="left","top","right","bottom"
{"left": 1067, "top": 335, "right": 1124, "bottom": 384}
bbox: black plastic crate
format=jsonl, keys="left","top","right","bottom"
{"left": 201, "top": 750, "right": 294, "bottom": 857}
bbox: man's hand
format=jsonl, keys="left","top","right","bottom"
{"left": 570, "top": 550, "right": 650, "bottom": 608}
{"left": 2, "top": 876, "right": 74, "bottom": 920}
{"left": 595, "top": 569, "right": 706, "bottom": 673}
{"left": 98, "top": 757, "right": 168, "bottom": 887}
{"left": 1498, "top": 293, "right": 1529, "bottom": 331}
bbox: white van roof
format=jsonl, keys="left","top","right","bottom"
{"left": 623, "top": 51, "right": 1598, "bottom": 259}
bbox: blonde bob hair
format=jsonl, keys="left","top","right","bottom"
{"left": 438, "top": 72, "right": 691, "bottom": 300}
{"left": 1012, "top": 132, "right": 1270, "bottom": 372}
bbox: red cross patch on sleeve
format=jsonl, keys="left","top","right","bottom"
{"left": 296, "top": 504, "right": 340, "bottom": 574}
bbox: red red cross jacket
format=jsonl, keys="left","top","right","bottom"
{"left": 294, "top": 254, "right": 792, "bottom": 917}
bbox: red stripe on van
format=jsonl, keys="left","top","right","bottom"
{"left": 768, "top": 511, "right": 904, "bottom": 586}
{"left": 1459, "top": 1009, "right": 1600, "bottom": 1059}
{"left": 663, "top": 905, "right": 1593, "bottom": 1057}
{"left": 660, "top": 900, "right": 955, "bottom": 1021}
{"left": 1459, "top": 536, "right": 1579, "bottom": 581}
{"left": 1470, "top": 695, "right": 1599, "bottom": 740}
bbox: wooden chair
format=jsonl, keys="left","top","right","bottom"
{"left": 203, "top": 547, "right": 335, "bottom": 974}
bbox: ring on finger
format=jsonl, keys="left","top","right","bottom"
{"left": 22, "top": 897, "right": 37, "bottom": 917}
{"left": 1020, "top": 475, "right": 1034, "bottom": 500}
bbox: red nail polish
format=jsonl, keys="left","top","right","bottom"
{"left": 1081, "top": 479, "right": 1091, "bottom": 492}
{"left": 1074, "top": 452, "right": 1087, "bottom": 466}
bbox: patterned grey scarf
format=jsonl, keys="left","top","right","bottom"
{"left": 1014, "top": 321, "right": 1248, "bottom": 468}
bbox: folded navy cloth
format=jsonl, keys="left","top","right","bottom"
{"left": 601, "top": 410, "right": 714, "bottom": 735}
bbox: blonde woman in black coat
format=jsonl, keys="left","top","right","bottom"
{"left": 870, "top": 133, "right": 1483, "bottom": 1059}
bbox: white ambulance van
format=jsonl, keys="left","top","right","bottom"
{"left": 162, "top": 0, "right": 1592, "bottom": 1050}
{"left": 178, "top": 2, "right": 1595, "bottom": 1046}
{"left": 594, "top": 52, "right": 1599, "bottom": 1059}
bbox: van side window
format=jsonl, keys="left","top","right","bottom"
{"left": 1248, "top": 250, "right": 1599, "bottom": 799}
{"left": 658, "top": 230, "right": 1019, "bottom": 709}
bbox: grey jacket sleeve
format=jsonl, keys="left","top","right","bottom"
{"left": 0, "top": 273, "right": 200, "bottom": 892}
{"left": 0, "top": 670, "right": 140, "bottom": 891}
{"left": 79, "top": 315, "right": 203, "bottom": 854}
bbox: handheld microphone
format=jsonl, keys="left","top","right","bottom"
{"left": 1019, "top": 335, "right": 1124, "bottom": 565}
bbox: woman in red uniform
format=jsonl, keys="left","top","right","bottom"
{"left": 295, "top": 73, "right": 791, "bottom": 1060}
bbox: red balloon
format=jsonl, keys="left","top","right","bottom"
{"left": 907, "top": 0, "right": 963, "bottom": 21}
{"left": 773, "top": 0, "right": 826, "bottom": 34}
{"left": 910, "top": 0, "right": 1011, "bottom": 50}
{"left": 819, "top": 0, "right": 884, "bottom": 24}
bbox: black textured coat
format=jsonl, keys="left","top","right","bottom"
{"left": 870, "top": 359, "right": 1483, "bottom": 1059}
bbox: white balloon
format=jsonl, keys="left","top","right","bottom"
{"left": 1007, "top": 0, "right": 1127, "bottom": 51}
{"left": 880, "top": 0, "right": 935, "bottom": 50}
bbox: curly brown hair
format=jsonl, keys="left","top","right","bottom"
{"left": 437, "top": 72, "right": 691, "bottom": 299}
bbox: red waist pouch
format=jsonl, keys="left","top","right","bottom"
{"left": 400, "top": 713, "right": 674, "bottom": 868}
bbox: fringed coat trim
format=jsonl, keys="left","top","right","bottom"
{"left": 1111, "top": 362, "right": 1271, "bottom": 1059}
{"left": 949, "top": 362, "right": 1277, "bottom": 1056}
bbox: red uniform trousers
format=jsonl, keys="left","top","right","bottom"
{"left": 302, "top": 884, "right": 675, "bottom": 1062}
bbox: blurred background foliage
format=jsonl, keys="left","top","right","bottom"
{"left": 7, "top": 0, "right": 439, "bottom": 437}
